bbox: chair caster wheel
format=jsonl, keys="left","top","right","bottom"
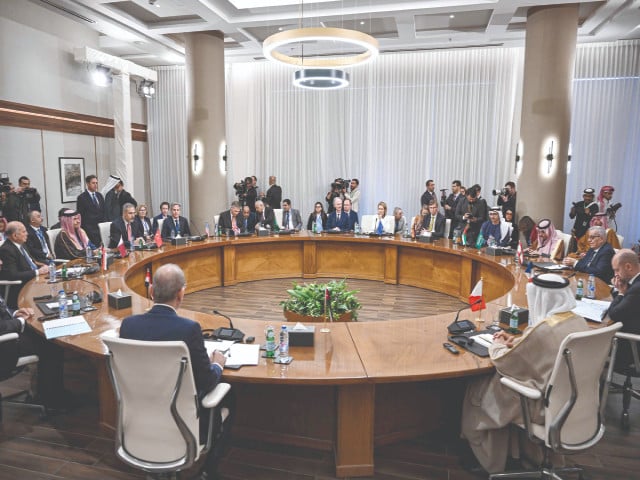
{"left": 621, "top": 412, "right": 630, "bottom": 430}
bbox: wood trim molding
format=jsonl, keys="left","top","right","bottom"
{"left": 0, "top": 99, "right": 147, "bottom": 142}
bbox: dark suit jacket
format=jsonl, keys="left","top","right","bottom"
{"left": 327, "top": 211, "right": 351, "bottom": 231}
{"left": 76, "top": 190, "right": 106, "bottom": 247}
{"left": 420, "top": 190, "right": 437, "bottom": 209}
{"left": 306, "top": 213, "right": 327, "bottom": 231}
{"left": 345, "top": 211, "right": 359, "bottom": 231}
{"left": 109, "top": 218, "right": 144, "bottom": 249}
{"left": 0, "top": 295, "right": 23, "bottom": 336}
{"left": 26, "top": 225, "right": 53, "bottom": 264}
{"left": 0, "top": 241, "right": 37, "bottom": 308}
{"left": 104, "top": 189, "right": 137, "bottom": 221}
{"left": 420, "top": 213, "right": 446, "bottom": 236}
{"left": 152, "top": 214, "right": 167, "bottom": 233}
{"left": 161, "top": 216, "right": 191, "bottom": 238}
{"left": 239, "top": 213, "right": 256, "bottom": 233}
{"left": 609, "top": 276, "right": 640, "bottom": 369}
{"left": 574, "top": 243, "right": 615, "bottom": 282}
{"left": 280, "top": 209, "right": 303, "bottom": 230}
{"left": 265, "top": 185, "right": 282, "bottom": 209}
{"left": 218, "top": 210, "right": 243, "bottom": 233}
{"left": 119, "top": 304, "right": 222, "bottom": 399}
{"left": 255, "top": 207, "right": 275, "bottom": 230}
{"left": 134, "top": 217, "right": 153, "bottom": 238}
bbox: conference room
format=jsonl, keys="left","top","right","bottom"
{"left": 1, "top": 1, "right": 639, "bottom": 479}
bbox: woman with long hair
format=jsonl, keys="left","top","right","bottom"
{"left": 306, "top": 202, "right": 327, "bottom": 232}
{"left": 134, "top": 204, "right": 153, "bottom": 240}
{"left": 54, "top": 210, "right": 93, "bottom": 259}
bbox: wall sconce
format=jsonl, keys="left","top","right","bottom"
{"left": 222, "top": 145, "right": 228, "bottom": 172}
{"left": 567, "top": 143, "right": 572, "bottom": 175}
{"left": 193, "top": 144, "right": 200, "bottom": 163}
{"left": 91, "top": 65, "right": 112, "bottom": 87}
{"left": 514, "top": 142, "right": 521, "bottom": 174}
{"left": 546, "top": 141, "right": 554, "bottom": 173}
{"left": 137, "top": 80, "right": 156, "bottom": 98}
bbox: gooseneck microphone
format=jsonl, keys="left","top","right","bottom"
{"left": 449, "top": 298, "right": 484, "bottom": 333}
{"left": 213, "top": 309, "right": 234, "bottom": 329}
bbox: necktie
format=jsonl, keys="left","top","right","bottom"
{"left": 232, "top": 216, "right": 240, "bottom": 234}
{"left": 36, "top": 229, "right": 49, "bottom": 255}
{"left": 429, "top": 216, "right": 435, "bottom": 232}
{"left": 586, "top": 249, "right": 597, "bottom": 268}
{"left": 21, "top": 246, "right": 38, "bottom": 271}
{"left": 244, "top": 218, "right": 248, "bottom": 231}
{"left": 337, "top": 213, "right": 340, "bottom": 221}
{"left": 91, "top": 192, "right": 98, "bottom": 206}
{"left": 284, "top": 212, "right": 289, "bottom": 229}
{"left": 376, "top": 218, "right": 384, "bottom": 234}
{"left": 126, "top": 222, "right": 132, "bottom": 243}
{"left": 174, "top": 219, "right": 180, "bottom": 234}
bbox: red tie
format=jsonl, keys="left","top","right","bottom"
{"left": 126, "top": 222, "right": 132, "bottom": 242}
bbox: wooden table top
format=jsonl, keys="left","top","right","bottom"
{"left": 21, "top": 232, "right": 609, "bottom": 385}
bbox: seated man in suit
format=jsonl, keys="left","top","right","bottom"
{"left": 327, "top": 197, "right": 350, "bottom": 231}
{"left": 240, "top": 206, "right": 256, "bottom": 233}
{"left": 343, "top": 198, "right": 359, "bottom": 231}
{"left": 152, "top": 201, "right": 170, "bottom": 233}
{"left": 119, "top": 264, "right": 230, "bottom": 475}
{"left": 479, "top": 208, "right": 513, "bottom": 247}
{"left": 218, "top": 201, "right": 243, "bottom": 235}
{"left": 420, "top": 201, "right": 445, "bottom": 237}
{"left": 25, "top": 210, "right": 53, "bottom": 264}
{"left": 608, "top": 249, "right": 640, "bottom": 370}
{"left": 280, "top": 199, "right": 303, "bottom": 231}
{"left": 562, "top": 225, "right": 615, "bottom": 282}
{"left": 0, "top": 221, "right": 48, "bottom": 308}
{"left": 161, "top": 203, "right": 191, "bottom": 239}
{"left": 254, "top": 200, "right": 276, "bottom": 230}
{"left": 108, "top": 203, "right": 143, "bottom": 250}
{"left": 461, "top": 273, "right": 588, "bottom": 474}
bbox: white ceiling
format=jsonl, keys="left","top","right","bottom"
{"left": 31, "top": 0, "right": 640, "bottom": 67}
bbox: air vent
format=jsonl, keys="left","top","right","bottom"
{"left": 39, "top": 0, "right": 96, "bottom": 24}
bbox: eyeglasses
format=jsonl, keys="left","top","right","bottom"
{"left": 588, "top": 235, "right": 601, "bottom": 239}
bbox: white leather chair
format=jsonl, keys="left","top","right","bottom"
{"left": 157, "top": 218, "right": 165, "bottom": 236}
{"left": 617, "top": 234, "right": 624, "bottom": 248}
{"left": 555, "top": 230, "right": 572, "bottom": 257}
{"left": 360, "top": 215, "right": 376, "bottom": 233}
{"left": 490, "top": 322, "right": 622, "bottom": 480}
{"left": 444, "top": 218, "right": 452, "bottom": 238}
{"left": 102, "top": 334, "right": 231, "bottom": 478}
{"left": 98, "top": 221, "right": 111, "bottom": 248}
{"left": 1, "top": 280, "right": 21, "bottom": 303}
{"left": 46, "top": 228, "right": 61, "bottom": 251}
{"left": 610, "top": 331, "right": 640, "bottom": 430}
{"left": 0, "top": 332, "right": 44, "bottom": 422}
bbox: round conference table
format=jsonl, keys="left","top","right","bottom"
{"left": 21, "top": 232, "right": 608, "bottom": 477}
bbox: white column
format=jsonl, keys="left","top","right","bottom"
{"left": 112, "top": 73, "right": 134, "bottom": 195}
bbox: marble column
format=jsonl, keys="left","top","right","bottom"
{"left": 112, "top": 72, "right": 133, "bottom": 194}
{"left": 516, "top": 5, "right": 579, "bottom": 229}
{"left": 185, "top": 31, "right": 227, "bottom": 232}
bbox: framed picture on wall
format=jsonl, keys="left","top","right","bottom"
{"left": 59, "top": 157, "right": 85, "bottom": 203}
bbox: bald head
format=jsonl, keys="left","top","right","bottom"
{"left": 612, "top": 249, "right": 640, "bottom": 284}
{"left": 151, "top": 264, "right": 186, "bottom": 305}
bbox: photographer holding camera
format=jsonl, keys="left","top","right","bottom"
{"left": 3, "top": 176, "right": 41, "bottom": 224}
{"left": 326, "top": 178, "right": 347, "bottom": 214}
{"left": 495, "top": 181, "right": 516, "bottom": 218}
{"left": 597, "top": 185, "right": 621, "bottom": 230}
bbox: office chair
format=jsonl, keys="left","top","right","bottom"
{"left": 102, "top": 334, "right": 231, "bottom": 479}
{"left": 98, "top": 222, "right": 111, "bottom": 248}
{"left": 490, "top": 322, "right": 622, "bottom": 480}
{"left": 610, "top": 331, "right": 640, "bottom": 430}
{"left": 0, "top": 332, "right": 45, "bottom": 423}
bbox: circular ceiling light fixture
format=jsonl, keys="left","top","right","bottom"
{"left": 293, "top": 69, "right": 350, "bottom": 90}
{"left": 263, "top": 27, "right": 378, "bottom": 68}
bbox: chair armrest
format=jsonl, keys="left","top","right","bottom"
{"left": 500, "top": 377, "right": 542, "bottom": 400}
{"left": 16, "top": 355, "right": 39, "bottom": 367}
{"left": 0, "top": 332, "right": 19, "bottom": 344}
{"left": 201, "top": 382, "right": 231, "bottom": 409}
{"left": 616, "top": 332, "right": 640, "bottom": 342}
{"left": 53, "top": 259, "right": 70, "bottom": 264}
{"left": 0, "top": 280, "right": 22, "bottom": 285}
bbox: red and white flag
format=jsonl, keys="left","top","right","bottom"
{"left": 516, "top": 241, "right": 524, "bottom": 265}
{"left": 101, "top": 246, "right": 107, "bottom": 271}
{"left": 469, "top": 279, "right": 486, "bottom": 311}
{"left": 154, "top": 228, "right": 162, "bottom": 247}
{"left": 117, "top": 236, "right": 127, "bottom": 257}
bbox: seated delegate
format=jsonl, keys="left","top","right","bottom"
{"left": 307, "top": 202, "right": 327, "bottom": 232}
{"left": 525, "top": 219, "right": 564, "bottom": 261}
{"left": 54, "top": 210, "right": 96, "bottom": 260}
{"left": 562, "top": 225, "right": 614, "bottom": 282}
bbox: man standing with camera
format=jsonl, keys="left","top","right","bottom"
{"left": 344, "top": 179, "right": 361, "bottom": 213}
{"left": 496, "top": 181, "right": 516, "bottom": 218}
{"left": 4, "top": 176, "right": 41, "bottom": 223}
{"left": 442, "top": 180, "right": 463, "bottom": 238}
{"left": 569, "top": 188, "right": 599, "bottom": 252}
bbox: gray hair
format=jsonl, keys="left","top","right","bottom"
{"left": 122, "top": 203, "right": 135, "bottom": 214}
{"left": 393, "top": 207, "right": 403, "bottom": 215}
{"left": 588, "top": 226, "right": 606, "bottom": 238}
{"left": 230, "top": 201, "right": 241, "bottom": 209}
{"left": 152, "top": 264, "right": 186, "bottom": 304}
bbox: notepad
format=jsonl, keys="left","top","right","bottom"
{"left": 572, "top": 298, "right": 610, "bottom": 323}
{"left": 205, "top": 343, "right": 260, "bottom": 367}
{"left": 42, "top": 315, "right": 91, "bottom": 339}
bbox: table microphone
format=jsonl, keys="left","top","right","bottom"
{"left": 212, "top": 310, "right": 245, "bottom": 342}
{"left": 448, "top": 298, "right": 483, "bottom": 334}
{"left": 213, "top": 309, "right": 235, "bottom": 330}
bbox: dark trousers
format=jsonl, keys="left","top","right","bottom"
{"left": 21, "top": 327, "right": 65, "bottom": 408}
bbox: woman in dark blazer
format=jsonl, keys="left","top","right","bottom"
{"left": 133, "top": 204, "right": 153, "bottom": 241}
{"left": 306, "top": 202, "right": 328, "bottom": 231}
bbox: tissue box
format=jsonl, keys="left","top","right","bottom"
{"left": 257, "top": 228, "right": 269, "bottom": 237}
{"left": 289, "top": 325, "right": 315, "bottom": 346}
{"left": 499, "top": 306, "right": 529, "bottom": 326}
{"left": 108, "top": 292, "right": 132, "bottom": 310}
{"left": 171, "top": 237, "right": 188, "bottom": 246}
{"left": 417, "top": 234, "right": 434, "bottom": 243}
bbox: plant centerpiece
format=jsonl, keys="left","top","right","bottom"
{"left": 280, "top": 279, "right": 362, "bottom": 322}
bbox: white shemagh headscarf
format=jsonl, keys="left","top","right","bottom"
{"left": 525, "top": 273, "right": 577, "bottom": 327}
{"left": 101, "top": 174, "right": 121, "bottom": 196}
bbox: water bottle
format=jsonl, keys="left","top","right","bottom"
{"left": 61, "top": 263, "right": 68, "bottom": 280}
{"left": 58, "top": 290, "right": 68, "bottom": 319}
{"left": 215, "top": 222, "right": 220, "bottom": 237}
{"left": 71, "top": 291, "right": 81, "bottom": 316}
{"left": 312, "top": 222, "right": 317, "bottom": 234}
{"left": 354, "top": 222, "right": 360, "bottom": 235}
{"left": 508, "top": 304, "right": 520, "bottom": 334}
{"left": 487, "top": 235, "right": 496, "bottom": 248}
{"left": 404, "top": 223, "right": 410, "bottom": 237}
{"left": 86, "top": 246, "right": 93, "bottom": 263}
{"left": 205, "top": 222, "right": 210, "bottom": 237}
{"left": 587, "top": 274, "right": 596, "bottom": 299}
{"left": 265, "top": 325, "right": 276, "bottom": 358}
{"left": 575, "top": 279, "right": 584, "bottom": 300}
{"left": 279, "top": 325, "right": 289, "bottom": 359}
{"left": 48, "top": 260, "right": 56, "bottom": 283}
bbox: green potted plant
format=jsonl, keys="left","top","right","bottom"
{"left": 280, "top": 279, "right": 362, "bottom": 322}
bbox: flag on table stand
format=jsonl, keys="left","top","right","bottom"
{"left": 154, "top": 229, "right": 162, "bottom": 247}
{"left": 516, "top": 241, "right": 524, "bottom": 265}
{"left": 101, "top": 246, "right": 107, "bottom": 272}
{"left": 469, "top": 279, "right": 486, "bottom": 312}
{"left": 117, "top": 237, "right": 127, "bottom": 258}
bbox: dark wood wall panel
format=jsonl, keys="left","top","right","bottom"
{"left": 0, "top": 99, "right": 147, "bottom": 141}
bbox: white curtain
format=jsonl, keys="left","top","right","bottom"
{"left": 226, "top": 48, "right": 524, "bottom": 219}
{"left": 147, "top": 66, "right": 189, "bottom": 219}
{"left": 566, "top": 41, "right": 640, "bottom": 247}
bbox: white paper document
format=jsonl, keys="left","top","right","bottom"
{"left": 205, "top": 341, "right": 260, "bottom": 367}
{"left": 42, "top": 315, "right": 91, "bottom": 339}
{"left": 572, "top": 298, "right": 611, "bottom": 323}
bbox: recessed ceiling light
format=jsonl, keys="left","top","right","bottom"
{"left": 360, "top": 21, "right": 365, "bottom": 25}
{"left": 278, "top": 27, "right": 283, "bottom": 31}
{"left": 450, "top": 14, "right": 455, "bottom": 19}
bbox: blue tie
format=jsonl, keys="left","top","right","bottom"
{"left": 21, "top": 246, "right": 38, "bottom": 271}
{"left": 376, "top": 218, "right": 384, "bottom": 234}
{"left": 36, "top": 229, "right": 49, "bottom": 255}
